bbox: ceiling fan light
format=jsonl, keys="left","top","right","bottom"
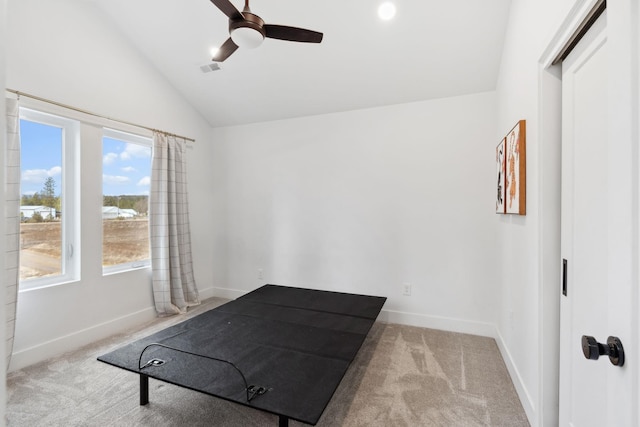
{"left": 231, "top": 27, "right": 264, "bottom": 49}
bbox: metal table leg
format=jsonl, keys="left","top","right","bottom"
{"left": 140, "top": 374, "right": 149, "bottom": 405}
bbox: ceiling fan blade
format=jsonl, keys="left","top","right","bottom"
{"left": 210, "top": 0, "right": 243, "bottom": 20}
{"left": 264, "top": 25, "right": 323, "bottom": 43}
{"left": 212, "top": 38, "right": 239, "bottom": 62}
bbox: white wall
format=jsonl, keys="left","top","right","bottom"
{"left": 212, "top": 91, "right": 500, "bottom": 335}
{"left": 6, "top": 0, "right": 216, "bottom": 370}
{"left": 495, "top": 0, "right": 576, "bottom": 425}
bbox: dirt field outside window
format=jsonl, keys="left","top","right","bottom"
{"left": 20, "top": 219, "right": 149, "bottom": 280}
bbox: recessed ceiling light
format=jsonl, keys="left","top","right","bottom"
{"left": 378, "top": 2, "right": 396, "bottom": 21}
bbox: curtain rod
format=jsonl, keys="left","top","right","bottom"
{"left": 6, "top": 88, "right": 196, "bottom": 143}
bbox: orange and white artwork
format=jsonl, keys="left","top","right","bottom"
{"left": 496, "top": 138, "right": 506, "bottom": 214}
{"left": 505, "top": 120, "right": 526, "bottom": 215}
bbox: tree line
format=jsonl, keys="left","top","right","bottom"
{"left": 21, "top": 177, "right": 149, "bottom": 218}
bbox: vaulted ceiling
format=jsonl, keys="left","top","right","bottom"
{"left": 91, "top": 0, "right": 511, "bottom": 127}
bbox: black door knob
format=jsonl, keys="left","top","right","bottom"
{"left": 581, "top": 335, "right": 625, "bottom": 367}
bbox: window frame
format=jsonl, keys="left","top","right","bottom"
{"left": 19, "top": 107, "right": 81, "bottom": 291}
{"left": 101, "top": 127, "right": 153, "bottom": 276}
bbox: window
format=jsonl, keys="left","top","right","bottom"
{"left": 102, "top": 128, "right": 152, "bottom": 274}
{"left": 19, "top": 108, "right": 79, "bottom": 289}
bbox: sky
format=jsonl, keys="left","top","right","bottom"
{"left": 20, "top": 119, "right": 151, "bottom": 198}
{"left": 102, "top": 137, "right": 151, "bottom": 196}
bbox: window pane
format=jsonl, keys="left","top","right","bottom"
{"left": 102, "top": 132, "right": 152, "bottom": 271}
{"left": 19, "top": 119, "right": 63, "bottom": 280}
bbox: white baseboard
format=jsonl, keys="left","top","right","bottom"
{"left": 8, "top": 306, "right": 156, "bottom": 372}
{"left": 380, "top": 308, "right": 497, "bottom": 338}
{"left": 9, "top": 286, "right": 224, "bottom": 373}
{"left": 209, "top": 287, "right": 497, "bottom": 340}
{"left": 494, "top": 328, "right": 536, "bottom": 425}
{"left": 211, "top": 286, "right": 247, "bottom": 300}
{"left": 197, "top": 285, "right": 216, "bottom": 301}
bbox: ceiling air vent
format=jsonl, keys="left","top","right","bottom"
{"left": 200, "top": 63, "right": 221, "bottom": 73}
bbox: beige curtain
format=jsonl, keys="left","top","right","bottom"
{"left": 5, "top": 98, "right": 20, "bottom": 368}
{"left": 149, "top": 132, "right": 199, "bottom": 316}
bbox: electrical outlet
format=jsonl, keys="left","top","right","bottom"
{"left": 402, "top": 283, "right": 411, "bottom": 296}
{"left": 258, "top": 268, "right": 263, "bottom": 280}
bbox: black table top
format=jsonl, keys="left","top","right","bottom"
{"left": 98, "top": 284, "right": 386, "bottom": 425}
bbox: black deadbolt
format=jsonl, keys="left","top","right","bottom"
{"left": 581, "top": 335, "right": 625, "bottom": 367}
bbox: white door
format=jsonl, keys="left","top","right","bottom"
{"left": 559, "top": 10, "right": 634, "bottom": 426}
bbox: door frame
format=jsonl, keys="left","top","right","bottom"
{"left": 539, "top": 0, "right": 640, "bottom": 426}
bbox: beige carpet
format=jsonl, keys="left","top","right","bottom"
{"left": 7, "top": 298, "right": 529, "bottom": 426}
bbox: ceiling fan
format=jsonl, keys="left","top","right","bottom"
{"left": 210, "top": 0, "right": 323, "bottom": 62}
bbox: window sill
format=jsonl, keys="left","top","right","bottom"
{"left": 102, "top": 262, "right": 151, "bottom": 277}
{"left": 19, "top": 277, "right": 81, "bottom": 293}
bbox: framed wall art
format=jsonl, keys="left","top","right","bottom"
{"left": 496, "top": 138, "right": 506, "bottom": 214}
{"left": 504, "top": 120, "right": 526, "bottom": 215}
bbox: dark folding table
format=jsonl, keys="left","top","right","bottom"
{"left": 98, "top": 284, "right": 386, "bottom": 426}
